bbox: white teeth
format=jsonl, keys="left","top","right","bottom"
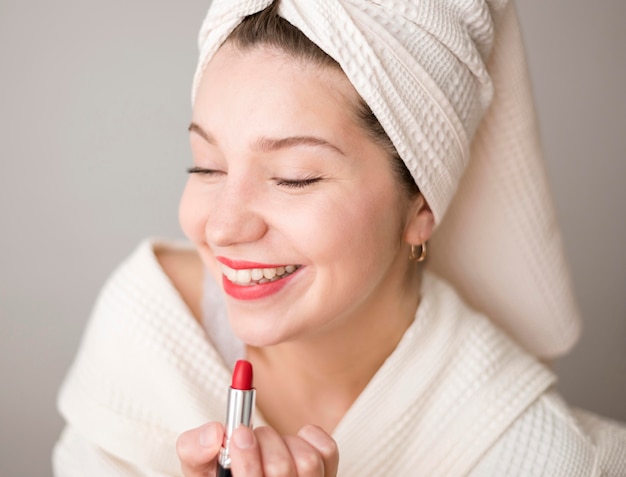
{"left": 223, "top": 266, "right": 237, "bottom": 282}
{"left": 263, "top": 268, "right": 276, "bottom": 279}
{"left": 221, "top": 262, "right": 300, "bottom": 286}
{"left": 236, "top": 269, "right": 252, "bottom": 284}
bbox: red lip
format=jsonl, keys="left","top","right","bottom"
{"left": 217, "top": 256, "right": 288, "bottom": 270}
{"left": 221, "top": 269, "right": 301, "bottom": 300}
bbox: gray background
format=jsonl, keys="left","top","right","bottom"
{"left": 1, "top": 1, "right": 624, "bottom": 476}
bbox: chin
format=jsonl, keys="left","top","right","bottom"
{"left": 233, "top": 328, "right": 290, "bottom": 348}
{"left": 228, "top": 314, "right": 293, "bottom": 348}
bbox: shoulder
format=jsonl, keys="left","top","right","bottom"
{"left": 470, "top": 391, "right": 626, "bottom": 476}
{"left": 84, "top": 239, "right": 204, "bottom": 327}
{"left": 153, "top": 240, "right": 204, "bottom": 322}
{"left": 56, "top": 239, "right": 224, "bottom": 475}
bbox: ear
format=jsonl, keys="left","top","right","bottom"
{"left": 403, "top": 194, "right": 435, "bottom": 246}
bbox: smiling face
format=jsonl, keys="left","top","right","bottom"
{"left": 180, "top": 43, "right": 429, "bottom": 347}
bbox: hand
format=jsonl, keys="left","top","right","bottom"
{"left": 176, "top": 422, "right": 339, "bottom": 476}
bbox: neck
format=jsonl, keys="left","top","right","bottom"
{"left": 247, "top": 266, "right": 423, "bottom": 434}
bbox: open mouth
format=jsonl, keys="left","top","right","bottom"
{"left": 220, "top": 263, "right": 301, "bottom": 286}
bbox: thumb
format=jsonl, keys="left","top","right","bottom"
{"left": 176, "top": 421, "right": 224, "bottom": 477}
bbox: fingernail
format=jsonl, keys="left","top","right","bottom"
{"left": 298, "top": 425, "right": 331, "bottom": 450}
{"left": 199, "top": 422, "right": 220, "bottom": 448}
{"left": 232, "top": 426, "right": 254, "bottom": 449}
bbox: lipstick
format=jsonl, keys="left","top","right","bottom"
{"left": 217, "top": 256, "right": 302, "bottom": 301}
{"left": 221, "top": 274, "right": 295, "bottom": 300}
{"left": 217, "top": 360, "right": 255, "bottom": 477}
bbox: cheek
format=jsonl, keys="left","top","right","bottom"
{"left": 178, "top": 181, "right": 206, "bottom": 244}
{"left": 283, "top": 186, "right": 402, "bottom": 265}
{"left": 345, "top": 190, "right": 405, "bottom": 266}
{"left": 347, "top": 205, "right": 400, "bottom": 264}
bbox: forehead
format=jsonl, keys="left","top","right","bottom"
{"left": 193, "top": 44, "right": 364, "bottom": 140}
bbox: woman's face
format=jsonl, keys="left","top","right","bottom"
{"left": 180, "top": 44, "right": 421, "bottom": 347}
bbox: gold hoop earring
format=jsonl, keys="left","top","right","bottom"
{"left": 409, "top": 242, "right": 427, "bottom": 262}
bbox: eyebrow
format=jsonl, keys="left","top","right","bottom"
{"left": 188, "top": 122, "right": 345, "bottom": 156}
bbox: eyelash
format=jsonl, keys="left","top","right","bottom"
{"left": 275, "top": 177, "right": 322, "bottom": 189}
{"left": 186, "top": 166, "right": 220, "bottom": 175}
{"left": 187, "top": 167, "right": 322, "bottom": 189}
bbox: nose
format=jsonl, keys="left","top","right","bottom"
{"left": 205, "top": 177, "right": 268, "bottom": 248}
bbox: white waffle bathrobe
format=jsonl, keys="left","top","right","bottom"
{"left": 53, "top": 240, "right": 626, "bottom": 476}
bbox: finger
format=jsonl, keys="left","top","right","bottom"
{"left": 176, "top": 422, "right": 223, "bottom": 477}
{"left": 283, "top": 436, "right": 324, "bottom": 477}
{"left": 255, "top": 426, "right": 298, "bottom": 476}
{"left": 297, "top": 425, "right": 339, "bottom": 477}
{"left": 228, "top": 425, "right": 264, "bottom": 477}
{"left": 231, "top": 425, "right": 297, "bottom": 477}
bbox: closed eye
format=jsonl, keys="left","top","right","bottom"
{"left": 275, "top": 177, "right": 322, "bottom": 189}
{"left": 186, "top": 166, "right": 223, "bottom": 175}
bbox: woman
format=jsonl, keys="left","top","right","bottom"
{"left": 54, "top": 1, "right": 626, "bottom": 476}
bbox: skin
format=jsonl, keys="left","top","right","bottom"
{"left": 174, "top": 43, "right": 434, "bottom": 476}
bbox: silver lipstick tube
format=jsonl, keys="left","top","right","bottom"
{"left": 218, "top": 387, "right": 256, "bottom": 469}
